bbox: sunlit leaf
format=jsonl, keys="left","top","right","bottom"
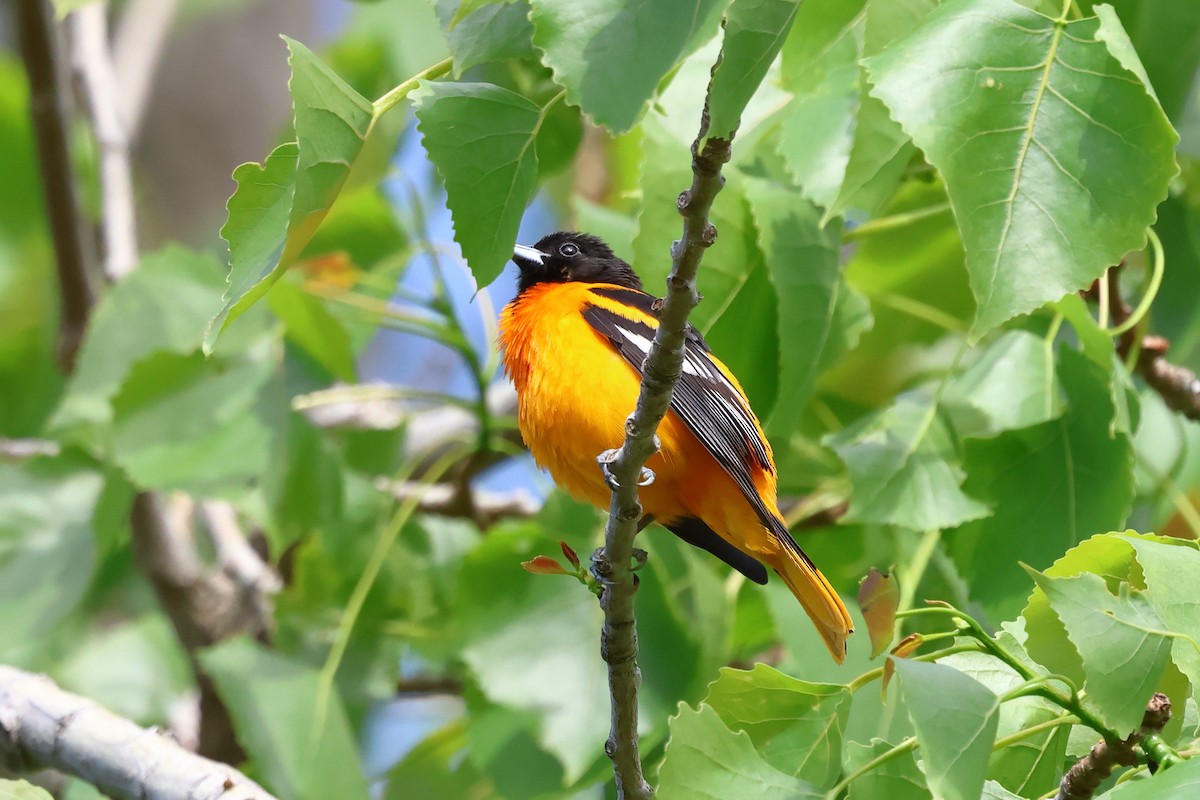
{"left": 1026, "top": 566, "right": 1172, "bottom": 735}
{"left": 702, "top": 665, "right": 851, "bottom": 787}
{"left": 776, "top": 0, "right": 867, "bottom": 209}
{"left": 413, "top": 82, "right": 542, "bottom": 287}
{"left": 706, "top": 0, "right": 801, "bottom": 141}
{"left": 865, "top": 0, "right": 1178, "bottom": 336}
{"left": 208, "top": 38, "right": 374, "bottom": 348}
{"left": 529, "top": 0, "right": 728, "bottom": 133}
{"left": 657, "top": 704, "right": 820, "bottom": 799}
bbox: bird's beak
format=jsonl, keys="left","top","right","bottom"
{"left": 513, "top": 243, "right": 547, "bottom": 267}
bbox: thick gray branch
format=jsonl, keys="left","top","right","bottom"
{"left": 0, "top": 666, "right": 277, "bottom": 800}
{"left": 592, "top": 100, "right": 734, "bottom": 798}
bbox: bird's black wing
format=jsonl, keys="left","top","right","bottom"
{"left": 582, "top": 287, "right": 778, "bottom": 535}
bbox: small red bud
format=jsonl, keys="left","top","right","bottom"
{"left": 560, "top": 541, "right": 581, "bottom": 569}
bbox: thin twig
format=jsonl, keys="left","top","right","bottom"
{"left": 71, "top": 3, "right": 139, "bottom": 279}
{"left": 591, "top": 86, "right": 735, "bottom": 799}
{"left": 16, "top": 0, "right": 98, "bottom": 371}
{"left": 0, "top": 665, "right": 278, "bottom": 800}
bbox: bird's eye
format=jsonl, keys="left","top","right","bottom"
{"left": 559, "top": 242, "right": 580, "bottom": 257}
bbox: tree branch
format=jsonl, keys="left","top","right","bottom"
{"left": 70, "top": 3, "right": 139, "bottom": 280}
{"left": 591, "top": 90, "right": 734, "bottom": 798}
{"left": 376, "top": 479, "right": 540, "bottom": 527}
{"left": 111, "top": 0, "right": 179, "bottom": 138}
{"left": 0, "top": 665, "right": 278, "bottom": 800}
{"left": 16, "top": 0, "right": 99, "bottom": 372}
{"left": 131, "top": 494, "right": 277, "bottom": 764}
{"left": 1056, "top": 692, "right": 1172, "bottom": 800}
{"left": 1106, "top": 268, "right": 1200, "bottom": 421}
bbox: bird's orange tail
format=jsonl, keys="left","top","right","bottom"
{"left": 770, "top": 546, "right": 854, "bottom": 664}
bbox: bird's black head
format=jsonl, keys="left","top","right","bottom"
{"left": 512, "top": 231, "right": 642, "bottom": 294}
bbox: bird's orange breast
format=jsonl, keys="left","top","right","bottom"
{"left": 498, "top": 282, "right": 781, "bottom": 549}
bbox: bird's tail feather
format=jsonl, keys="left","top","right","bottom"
{"left": 770, "top": 545, "right": 854, "bottom": 664}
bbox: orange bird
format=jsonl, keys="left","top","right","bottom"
{"left": 498, "top": 232, "right": 853, "bottom": 663}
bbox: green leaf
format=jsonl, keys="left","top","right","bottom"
{"left": 53, "top": 247, "right": 227, "bottom": 437}
{"left": 413, "top": 82, "right": 542, "bottom": 287}
{"left": 457, "top": 525, "right": 607, "bottom": 782}
{"left": 702, "top": 665, "right": 851, "bottom": 787}
{"left": 865, "top": 0, "right": 1178, "bottom": 337}
{"left": 980, "top": 781, "right": 1027, "bottom": 800}
{"left": 845, "top": 739, "right": 927, "bottom": 800}
{"left": 1026, "top": 567, "right": 1172, "bottom": 735}
{"left": 744, "top": 177, "right": 871, "bottom": 437}
{"left": 529, "top": 0, "right": 728, "bottom": 133}
{"left": 0, "top": 780, "right": 54, "bottom": 800}
{"left": 949, "top": 349, "right": 1134, "bottom": 618}
{"left": 267, "top": 279, "right": 356, "bottom": 381}
{"left": 208, "top": 38, "right": 374, "bottom": 349}
{"left": 437, "top": 0, "right": 534, "bottom": 76}
{"left": 706, "top": 0, "right": 801, "bottom": 141}
{"left": 826, "top": 391, "right": 991, "bottom": 530}
{"left": 776, "top": 0, "right": 867, "bottom": 209}
{"left": 657, "top": 704, "right": 820, "bottom": 799}
{"left": 111, "top": 343, "right": 283, "bottom": 498}
{"left": 1102, "top": 755, "right": 1200, "bottom": 799}
{"left": 893, "top": 658, "right": 1000, "bottom": 800}
{"left": 940, "top": 651, "right": 1067, "bottom": 795}
{"left": 0, "top": 455, "right": 102, "bottom": 666}
{"left": 202, "top": 638, "right": 370, "bottom": 800}
{"left": 825, "top": 0, "right": 935, "bottom": 220}
{"left": 942, "top": 330, "right": 1062, "bottom": 438}
{"left": 1122, "top": 536, "right": 1200, "bottom": 706}
{"left": 1096, "top": 1, "right": 1200, "bottom": 125}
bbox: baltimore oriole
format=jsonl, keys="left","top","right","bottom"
{"left": 498, "top": 231, "right": 853, "bottom": 663}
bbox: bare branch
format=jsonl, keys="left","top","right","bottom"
{"left": 377, "top": 478, "right": 541, "bottom": 527}
{"left": 130, "top": 494, "right": 268, "bottom": 763}
{"left": 0, "top": 665, "right": 277, "bottom": 800}
{"left": 16, "top": 0, "right": 99, "bottom": 371}
{"left": 71, "top": 3, "right": 139, "bottom": 280}
{"left": 591, "top": 88, "right": 734, "bottom": 798}
{"left": 111, "top": 0, "right": 179, "bottom": 138}
{"left": 0, "top": 439, "right": 62, "bottom": 462}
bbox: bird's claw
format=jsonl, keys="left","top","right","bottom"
{"left": 631, "top": 549, "right": 648, "bottom": 572}
{"left": 596, "top": 450, "right": 655, "bottom": 489}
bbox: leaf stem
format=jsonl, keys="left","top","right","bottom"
{"left": 1108, "top": 228, "right": 1164, "bottom": 338}
{"left": 991, "top": 713, "right": 1078, "bottom": 751}
{"left": 843, "top": 202, "right": 952, "bottom": 241}
{"left": 372, "top": 57, "right": 454, "bottom": 118}
{"left": 311, "top": 445, "right": 467, "bottom": 748}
